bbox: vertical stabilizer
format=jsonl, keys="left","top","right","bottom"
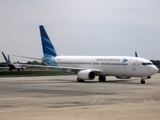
{"left": 135, "top": 51, "right": 138, "bottom": 57}
{"left": 1, "top": 52, "right": 10, "bottom": 64}
{"left": 39, "top": 25, "right": 57, "bottom": 57}
{"left": 8, "top": 55, "right": 11, "bottom": 63}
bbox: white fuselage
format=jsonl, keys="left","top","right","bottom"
{"left": 38, "top": 25, "right": 158, "bottom": 83}
{"left": 46, "top": 56, "right": 158, "bottom": 77}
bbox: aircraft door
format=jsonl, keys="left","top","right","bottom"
{"left": 91, "top": 61, "right": 97, "bottom": 69}
{"left": 91, "top": 62, "right": 94, "bottom": 69}
{"left": 132, "top": 61, "right": 137, "bottom": 70}
{"left": 148, "top": 65, "right": 150, "bottom": 72}
{"left": 90, "top": 61, "right": 94, "bottom": 69}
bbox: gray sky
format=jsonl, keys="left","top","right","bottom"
{"left": 0, "top": 0, "right": 160, "bottom": 62}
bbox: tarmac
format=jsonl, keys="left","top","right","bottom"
{"left": 0, "top": 74, "right": 160, "bottom": 120}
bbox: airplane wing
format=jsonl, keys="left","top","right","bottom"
{"left": 13, "top": 55, "right": 45, "bottom": 60}
{"left": 22, "top": 64, "right": 102, "bottom": 75}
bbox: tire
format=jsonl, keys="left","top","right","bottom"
{"left": 140, "top": 80, "right": 145, "bottom": 84}
{"left": 77, "top": 78, "right": 84, "bottom": 82}
{"left": 98, "top": 76, "right": 106, "bottom": 82}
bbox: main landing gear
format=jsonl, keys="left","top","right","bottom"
{"left": 77, "top": 78, "right": 84, "bottom": 82}
{"left": 98, "top": 75, "right": 106, "bottom": 82}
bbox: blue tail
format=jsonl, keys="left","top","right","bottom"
{"left": 135, "top": 51, "right": 138, "bottom": 57}
{"left": 1, "top": 52, "right": 10, "bottom": 64}
{"left": 39, "top": 25, "right": 57, "bottom": 57}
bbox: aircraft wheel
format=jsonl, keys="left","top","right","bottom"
{"left": 98, "top": 76, "right": 106, "bottom": 82}
{"left": 140, "top": 79, "right": 145, "bottom": 84}
{"left": 77, "top": 78, "right": 84, "bottom": 82}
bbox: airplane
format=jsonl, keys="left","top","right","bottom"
{"left": 1, "top": 52, "right": 25, "bottom": 71}
{"left": 20, "top": 25, "right": 159, "bottom": 84}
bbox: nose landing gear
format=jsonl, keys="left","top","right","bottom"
{"left": 140, "top": 76, "right": 151, "bottom": 84}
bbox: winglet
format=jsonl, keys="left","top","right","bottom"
{"left": 39, "top": 25, "right": 57, "bottom": 57}
{"left": 135, "top": 51, "right": 138, "bottom": 57}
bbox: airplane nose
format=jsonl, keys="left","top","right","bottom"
{"left": 152, "top": 66, "right": 159, "bottom": 74}
{"left": 155, "top": 66, "right": 159, "bottom": 73}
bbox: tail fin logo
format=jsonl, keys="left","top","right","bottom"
{"left": 40, "top": 25, "right": 57, "bottom": 57}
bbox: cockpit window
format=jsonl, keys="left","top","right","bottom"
{"left": 142, "top": 63, "right": 146, "bottom": 65}
{"left": 142, "top": 63, "right": 152, "bottom": 66}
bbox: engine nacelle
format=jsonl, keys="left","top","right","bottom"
{"left": 21, "top": 67, "right": 25, "bottom": 70}
{"left": 115, "top": 76, "right": 131, "bottom": 79}
{"left": 77, "top": 70, "right": 95, "bottom": 80}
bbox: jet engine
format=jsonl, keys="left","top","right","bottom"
{"left": 77, "top": 70, "right": 95, "bottom": 80}
{"left": 21, "top": 67, "right": 25, "bottom": 70}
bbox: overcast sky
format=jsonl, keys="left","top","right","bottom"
{"left": 0, "top": 0, "right": 160, "bottom": 62}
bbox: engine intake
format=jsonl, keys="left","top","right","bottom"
{"left": 77, "top": 70, "right": 95, "bottom": 80}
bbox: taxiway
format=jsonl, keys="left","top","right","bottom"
{"left": 0, "top": 74, "right": 160, "bottom": 120}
